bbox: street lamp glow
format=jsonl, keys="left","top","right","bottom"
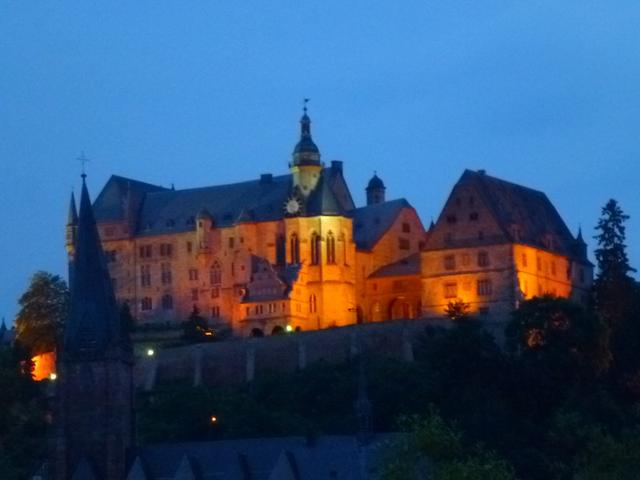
{"left": 285, "top": 325, "right": 293, "bottom": 332}
{"left": 49, "top": 373, "right": 57, "bottom": 381}
{"left": 147, "top": 348, "right": 155, "bottom": 357}
{"left": 210, "top": 415, "right": 218, "bottom": 424}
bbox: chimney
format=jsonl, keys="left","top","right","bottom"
{"left": 330, "top": 160, "right": 343, "bottom": 174}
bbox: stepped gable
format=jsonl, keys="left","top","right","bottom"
{"left": 352, "top": 198, "right": 412, "bottom": 251}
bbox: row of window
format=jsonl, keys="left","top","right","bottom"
{"left": 287, "top": 232, "right": 347, "bottom": 265}
{"left": 443, "top": 251, "right": 490, "bottom": 271}
{"left": 139, "top": 264, "right": 223, "bottom": 287}
{"left": 141, "top": 294, "right": 221, "bottom": 318}
{"left": 443, "top": 279, "right": 493, "bottom": 298}
{"left": 445, "top": 211, "right": 480, "bottom": 224}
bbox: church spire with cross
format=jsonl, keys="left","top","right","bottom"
{"left": 292, "top": 98, "right": 321, "bottom": 167}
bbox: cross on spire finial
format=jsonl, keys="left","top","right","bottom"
{"left": 303, "top": 98, "right": 310, "bottom": 114}
{"left": 77, "top": 151, "right": 90, "bottom": 180}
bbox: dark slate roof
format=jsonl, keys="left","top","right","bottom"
{"left": 369, "top": 253, "right": 421, "bottom": 279}
{"left": 352, "top": 199, "right": 412, "bottom": 251}
{"left": 64, "top": 178, "right": 128, "bottom": 359}
{"left": 94, "top": 165, "right": 353, "bottom": 237}
{"left": 429, "top": 170, "right": 589, "bottom": 261}
{"left": 132, "top": 434, "right": 393, "bottom": 480}
{"left": 93, "top": 175, "right": 168, "bottom": 222}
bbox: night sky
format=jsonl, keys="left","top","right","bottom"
{"left": 2, "top": 2, "right": 639, "bottom": 323}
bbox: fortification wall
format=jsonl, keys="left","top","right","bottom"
{"left": 135, "top": 317, "right": 452, "bottom": 390}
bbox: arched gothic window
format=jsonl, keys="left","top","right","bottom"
{"left": 326, "top": 231, "right": 336, "bottom": 264}
{"left": 310, "top": 232, "right": 321, "bottom": 265}
{"left": 290, "top": 233, "right": 300, "bottom": 264}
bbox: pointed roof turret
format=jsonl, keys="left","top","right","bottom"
{"left": 292, "top": 99, "right": 321, "bottom": 166}
{"left": 576, "top": 226, "right": 586, "bottom": 245}
{"left": 64, "top": 176, "right": 126, "bottom": 359}
{"left": 67, "top": 191, "right": 78, "bottom": 226}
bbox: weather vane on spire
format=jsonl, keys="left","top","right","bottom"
{"left": 77, "top": 151, "right": 90, "bottom": 178}
{"left": 303, "top": 98, "right": 310, "bottom": 114}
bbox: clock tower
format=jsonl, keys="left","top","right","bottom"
{"left": 290, "top": 101, "right": 322, "bottom": 197}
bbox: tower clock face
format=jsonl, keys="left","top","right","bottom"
{"left": 284, "top": 196, "right": 302, "bottom": 215}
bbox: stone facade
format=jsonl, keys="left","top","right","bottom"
{"left": 79, "top": 116, "right": 593, "bottom": 338}
{"left": 421, "top": 169, "right": 593, "bottom": 327}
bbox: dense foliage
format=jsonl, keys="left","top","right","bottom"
{"left": 15, "top": 271, "right": 69, "bottom": 356}
{"left": 0, "top": 345, "right": 48, "bottom": 479}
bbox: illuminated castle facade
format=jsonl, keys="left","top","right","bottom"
{"left": 66, "top": 111, "right": 592, "bottom": 335}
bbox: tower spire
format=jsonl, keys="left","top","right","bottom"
{"left": 292, "top": 99, "right": 320, "bottom": 167}
{"left": 64, "top": 175, "right": 124, "bottom": 358}
{"left": 67, "top": 191, "right": 78, "bottom": 226}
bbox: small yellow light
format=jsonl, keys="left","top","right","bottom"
{"left": 147, "top": 348, "right": 155, "bottom": 357}
{"left": 49, "top": 373, "right": 57, "bottom": 381}
{"left": 210, "top": 415, "right": 218, "bottom": 423}
{"left": 285, "top": 325, "right": 293, "bottom": 332}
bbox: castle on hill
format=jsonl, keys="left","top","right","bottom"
{"left": 65, "top": 108, "right": 593, "bottom": 335}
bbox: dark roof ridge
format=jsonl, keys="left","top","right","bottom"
{"left": 462, "top": 169, "right": 547, "bottom": 197}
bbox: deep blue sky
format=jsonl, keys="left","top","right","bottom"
{"left": 2, "top": 2, "right": 639, "bottom": 323}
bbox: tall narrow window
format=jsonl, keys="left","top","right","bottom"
{"left": 290, "top": 233, "right": 300, "bottom": 264}
{"left": 309, "top": 294, "right": 317, "bottom": 313}
{"left": 161, "top": 263, "right": 172, "bottom": 285}
{"left": 477, "top": 279, "right": 493, "bottom": 296}
{"left": 310, "top": 232, "right": 321, "bottom": 265}
{"left": 210, "top": 261, "right": 222, "bottom": 285}
{"left": 141, "top": 297, "right": 153, "bottom": 311}
{"left": 326, "top": 232, "right": 336, "bottom": 264}
{"left": 161, "top": 294, "right": 173, "bottom": 310}
{"left": 140, "top": 265, "right": 151, "bottom": 287}
{"left": 276, "top": 235, "right": 286, "bottom": 266}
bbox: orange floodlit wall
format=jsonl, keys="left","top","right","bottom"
{"left": 32, "top": 351, "right": 56, "bottom": 381}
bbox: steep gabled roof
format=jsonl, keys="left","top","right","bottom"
{"left": 426, "top": 170, "right": 589, "bottom": 262}
{"left": 352, "top": 199, "right": 412, "bottom": 251}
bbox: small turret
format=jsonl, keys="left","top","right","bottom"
{"left": 366, "top": 172, "right": 385, "bottom": 205}
{"left": 195, "top": 206, "right": 212, "bottom": 249}
{"left": 574, "top": 226, "right": 587, "bottom": 259}
{"left": 65, "top": 191, "right": 78, "bottom": 259}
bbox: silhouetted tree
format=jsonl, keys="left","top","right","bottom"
{"left": 444, "top": 299, "right": 470, "bottom": 321}
{"left": 15, "top": 271, "right": 69, "bottom": 355}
